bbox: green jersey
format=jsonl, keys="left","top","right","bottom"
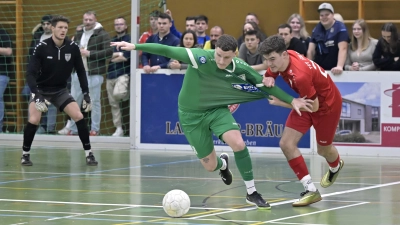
{"left": 136, "top": 44, "right": 294, "bottom": 111}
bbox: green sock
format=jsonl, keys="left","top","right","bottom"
{"left": 213, "top": 156, "right": 223, "bottom": 171}
{"left": 234, "top": 147, "right": 254, "bottom": 181}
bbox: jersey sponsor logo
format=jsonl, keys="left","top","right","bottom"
{"left": 198, "top": 56, "right": 207, "bottom": 64}
{"left": 238, "top": 74, "right": 246, "bottom": 81}
{"left": 47, "top": 56, "right": 53, "bottom": 59}
{"left": 65, "top": 53, "right": 71, "bottom": 62}
{"left": 228, "top": 104, "right": 240, "bottom": 114}
{"left": 225, "top": 74, "right": 233, "bottom": 77}
{"left": 231, "top": 83, "right": 260, "bottom": 93}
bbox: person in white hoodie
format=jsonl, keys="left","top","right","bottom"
{"left": 59, "top": 11, "right": 112, "bottom": 136}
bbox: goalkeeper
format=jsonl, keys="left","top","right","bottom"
{"left": 22, "top": 15, "right": 98, "bottom": 166}
{"left": 111, "top": 35, "right": 313, "bottom": 209}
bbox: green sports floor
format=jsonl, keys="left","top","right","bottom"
{"left": 0, "top": 146, "right": 399, "bottom": 225}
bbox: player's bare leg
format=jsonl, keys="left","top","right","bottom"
{"left": 317, "top": 144, "right": 344, "bottom": 188}
{"left": 64, "top": 102, "right": 97, "bottom": 165}
{"left": 222, "top": 130, "right": 271, "bottom": 209}
{"left": 279, "top": 127, "right": 321, "bottom": 207}
{"left": 21, "top": 102, "right": 43, "bottom": 166}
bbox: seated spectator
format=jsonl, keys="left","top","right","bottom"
{"left": 142, "top": 12, "right": 180, "bottom": 73}
{"left": 237, "top": 21, "right": 267, "bottom": 47}
{"left": 334, "top": 13, "right": 344, "bottom": 23}
{"left": 168, "top": 30, "right": 198, "bottom": 70}
{"left": 345, "top": 19, "right": 377, "bottom": 71}
{"left": 244, "top": 13, "right": 268, "bottom": 40}
{"left": 308, "top": 3, "right": 349, "bottom": 75}
{"left": 287, "top": 13, "right": 311, "bottom": 51}
{"left": 165, "top": 9, "right": 196, "bottom": 38}
{"left": 278, "top": 23, "right": 307, "bottom": 56}
{"left": 195, "top": 15, "right": 210, "bottom": 47}
{"left": 373, "top": 23, "right": 400, "bottom": 71}
{"left": 203, "top": 26, "right": 223, "bottom": 50}
{"left": 238, "top": 30, "right": 266, "bottom": 71}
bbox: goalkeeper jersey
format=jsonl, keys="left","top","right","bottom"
{"left": 135, "top": 44, "right": 294, "bottom": 112}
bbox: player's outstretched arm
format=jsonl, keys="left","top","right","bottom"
{"left": 111, "top": 42, "right": 192, "bottom": 64}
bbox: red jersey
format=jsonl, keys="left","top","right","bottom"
{"left": 264, "top": 50, "right": 341, "bottom": 114}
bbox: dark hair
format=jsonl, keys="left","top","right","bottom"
{"left": 51, "top": 15, "right": 70, "bottom": 27}
{"left": 381, "top": 23, "right": 400, "bottom": 53}
{"left": 215, "top": 34, "right": 237, "bottom": 52}
{"left": 115, "top": 16, "right": 127, "bottom": 24}
{"left": 258, "top": 35, "right": 287, "bottom": 55}
{"left": 149, "top": 10, "right": 161, "bottom": 17}
{"left": 243, "top": 21, "right": 260, "bottom": 35}
{"left": 244, "top": 29, "right": 260, "bottom": 39}
{"left": 41, "top": 14, "right": 52, "bottom": 23}
{"left": 212, "top": 26, "right": 224, "bottom": 34}
{"left": 278, "top": 23, "right": 292, "bottom": 33}
{"left": 185, "top": 16, "right": 196, "bottom": 21}
{"left": 195, "top": 15, "right": 208, "bottom": 24}
{"left": 247, "top": 13, "right": 259, "bottom": 19}
{"left": 180, "top": 30, "right": 197, "bottom": 48}
{"left": 158, "top": 12, "right": 172, "bottom": 22}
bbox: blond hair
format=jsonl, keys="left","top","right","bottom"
{"left": 351, "top": 19, "right": 371, "bottom": 51}
{"left": 287, "top": 14, "right": 309, "bottom": 40}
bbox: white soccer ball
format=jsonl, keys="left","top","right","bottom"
{"left": 162, "top": 189, "right": 191, "bottom": 217}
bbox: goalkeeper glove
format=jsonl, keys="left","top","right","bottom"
{"left": 31, "top": 93, "right": 50, "bottom": 112}
{"left": 82, "top": 92, "right": 92, "bottom": 112}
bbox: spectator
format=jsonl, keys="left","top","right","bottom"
{"left": 22, "top": 15, "right": 57, "bottom": 134}
{"left": 287, "top": 14, "right": 310, "bottom": 51}
{"left": 334, "top": 13, "right": 344, "bottom": 23}
{"left": 203, "top": 26, "right": 223, "bottom": 50}
{"left": 65, "top": 10, "right": 113, "bottom": 136}
{"left": 237, "top": 22, "right": 267, "bottom": 48}
{"left": 278, "top": 23, "right": 307, "bottom": 56}
{"left": 165, "top": 9, "right": 196, "bottom": 38}
{"left": 138, "top": 10, "right": 160, "bottom": 68}
{"left": 0, "top": 27, "right": 12, "bottom": 133}
{"left": 244, "top": 13, "right": 268, "bottom": 40}
{"left": 107, "top": 16, "right": 131, "bottom": 137}
{"left": 345, "top": 19, "right": 377, "bottom": 71}
{"left": 168, "top": 30, "right": 198, "bottom": 70}
{"left": 195, "top": 15, "right": 210, "bottom": 47}
{"left": 142, "top": 12, "right": 180, "bottom": 73}
{"left": 373, "top": 23, "right": 400, "bottom": 71}
{"left": 238, "top": 30, "right": 265, "bottom": 71}
{"left": 307, "top": 2, "right": 349, "bottom": 75}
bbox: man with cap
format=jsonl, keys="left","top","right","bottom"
{"left": 21, "top": 14, "right": 57, "bottom": 134}
{"left": 307, "top": 2, "right": 349, "bottom": 75}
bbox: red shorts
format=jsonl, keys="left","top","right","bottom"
{"left": 286, "top": 99, "right": 342, "bottom": 146}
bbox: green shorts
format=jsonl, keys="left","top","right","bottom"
{"left": 178, "top": 107, "right": 240, "bottom": 159}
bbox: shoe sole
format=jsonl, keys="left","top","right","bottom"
{"left": 320, "top": 159, "right": 344, "bottom": 188}
{"left": 292, "top": 196, "right": 322, "bottom": 207}
{"left": 87, "top": 163, "right": 98, "bottom": 166}
{"left": 21, "top": 163, "right": 33, "bottom": 166}
{"left": 246, "top": 199, "right": 272, "bottom": 210}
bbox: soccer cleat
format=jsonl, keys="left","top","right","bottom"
{"left": 86, "top": 152, "right": 98, "bottom": 166}
{"left": 246, "top": 191, "right": 271, "bottom": 209}
{"left": 320, "top": 159, "right": 344, "bottom": 188}
{"left": 219, "top": 153, "right": 232, "bottom": 185}
{"left": 21, "top": 154, "right": 33, "bottom": 166}
{"left": 292, "top": 190, "right": 322, "bottom": 207}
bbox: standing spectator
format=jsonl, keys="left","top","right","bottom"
{"left": 203, "top": 26, "right": 223, "bottom": 50}
{"left": 64, "top": 10, "right": 112, "bottom": 136}
{"left": 195, "top": 15, "right": 210, "bottom": 47}
{"left": 373, "top": 23, "right": 400, "bottom": 71}
{"left": 22, "top": 15, "right": 57, "bottom": 134}
{"left": 165, "top": 9, "right": 196, "bottom": 38}
{"left": 287, "top": 14, "right": 310, "bottom": 51}
{"left": 142, "top": 12, "right": 179, "bottom": 73}
{"left": 237, "top": 22, "right": 267, "bottom": 48}
{"left": 139, "top": 10, "right": 160, "bottom": 44}
{"left": 107, "top": 17, "right": 131, "bottom": 137}
{"left": 278, "top": 24, "right": 307, "bottom": 56}
{"left": 0, "top": 27, "right": 12, "bottom": 133}
{"left": 238, "top": 30, "right": 265, "bottom": 71}
{"left": 345, "top": 19, "right": 377, "bottom": 71}
{"left": 307, "top": 3, "right": 349, "bottom": 75}
{"left": 168, "top": 30, "right": 198, "bottom": 70}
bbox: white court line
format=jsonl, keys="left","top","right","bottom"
{"left": 259, "top": 202, "right": 369, "bottom": 224}
{"left": 46, "top": 206, "right": 134, "bottom": 221}
{"left": 0, "top": 209, "right": 79, "bottom": 215}
{"left": 269, "top": 222, "right": 328, "bottom": 225}
{"left": 191, "top": 180, "right": 400, "bottom": 219}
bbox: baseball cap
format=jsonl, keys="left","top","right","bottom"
{"left": 318, "top": 3, "right": 334, "bottom": 13}
{"left": 41, "top": 14, "right": 52, "bottom": 23}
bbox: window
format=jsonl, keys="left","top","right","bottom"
{"left": 341, "top": 102, "right": 351, "bottom": 118}
{"left": 371, "top": 107, "right": 379, "bottom": 118}
{"left": 358, "top": 109, "right": 361, "bottom": 115}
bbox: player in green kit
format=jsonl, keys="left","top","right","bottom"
{"left": 111, "top": 35, "right": 313, "bottom": 209}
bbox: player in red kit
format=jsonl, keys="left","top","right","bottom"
{"left": 259, "top": 35, "right": 344, "bottom": 207}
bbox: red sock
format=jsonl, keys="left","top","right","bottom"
{"left": 327, "top": 155, "right": 340, "bottom": 168}
{"left": 288, "top": 155, "right": 309, "bottom": 180}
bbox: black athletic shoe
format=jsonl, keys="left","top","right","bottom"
{"left": 86, "top": 152, "right": 98, "bottom": 166}
{"left": 21, "top": 154, "right": 33, "bottom": 166}
{"left": 219, "top": 153, "right": 232, "bottom": 185}
{"left": 246, "top": 191, "right": 271, "bottom": 209}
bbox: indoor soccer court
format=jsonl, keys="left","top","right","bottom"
{"left": 0, "top": 146, "right": 399, "bottom": 225}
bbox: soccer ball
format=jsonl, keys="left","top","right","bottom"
{"left": 162, "top": 189, "right": 191, "bottom": 217}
